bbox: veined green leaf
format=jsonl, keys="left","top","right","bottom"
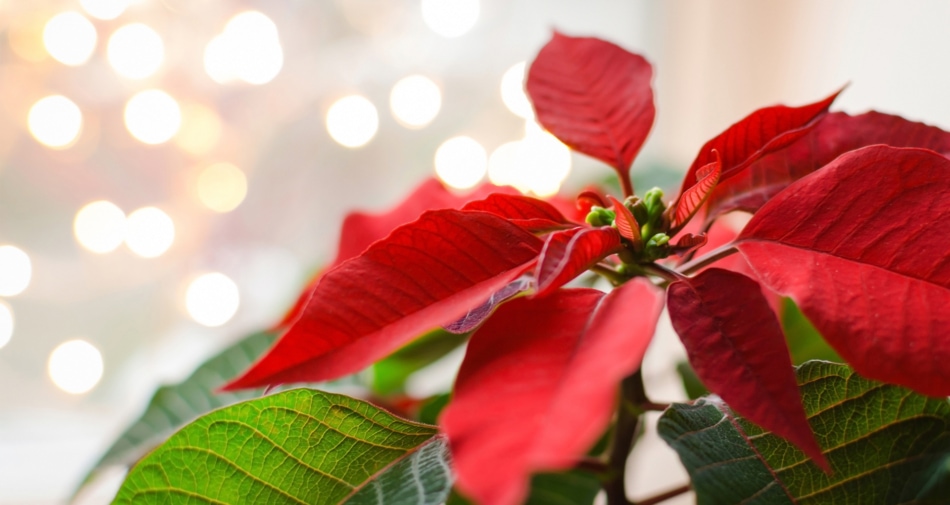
{"left": 114, "top": 388, "right": 453, "bottom": 505}
{"left": 446, "top": 470, "right": 601, "bottom": 505}
{"left": 658, "top": 361, "right": 950, "bottom": 504}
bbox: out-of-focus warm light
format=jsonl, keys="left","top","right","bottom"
{"left": 124, "top": 90, "right": 181, "bottom": 145}
{"left": 0, "top": 302, "right": 13, "bottom": 350}
{"left": 0, "top": 246, "right": 31, "bottom": 297}
{"left": 80, "top": 0, "right": 129, "bottom": 20}
{"left": 74, "top": 201, "right": 126, "bottom": 254}
{"left": 421, "top": 0, "right": 479, "bottom": 38}
{"left": 48, "top": 339, "right": 103, "bottom": 394}
{"left": 390, "top": 75, "right": 442, "bottom": 129}
{"left": 326, "top": 95, "right": 379, "bottom": 148}
{"left": 175, "top": 103, "right": 222, "bottom": 156}
{"left": 489, "top": 124, "right": 572, "bottom": 197}
{"left": 43, "top": 12, "right": 97, "bottom": 66}
{"left": 108, "top": 23, "right": 164, "bottom": 79}
{"left": 197, "top": 163, "right": 247, "bottom": 213}
{"left": 434, "top": 136, "right": 487, "bottom": 189}
{"left": 28, "top": 95, "right": 83, "bottom": 149}
{"left": 125, "top": 207, "right": 174, "bottom": 258}
{"left": 186, "top": 273, "right": 240, "bottom": 327}
{"left": 501, "top": 61, "right": 534, "bottom": 119}
{"left": 204, "top": 11, "right": 283, "bottom": 85}
{"left": 8, "top": 16, "right": 49, "bottom": 62}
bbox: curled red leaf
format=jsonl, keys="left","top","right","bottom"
{"left": 535, "top": 226, "right": 623, "bottom": 296}
{"left": 671, "top": 153, "right": 722, "bottom": 232}
{"left": 667, "top": 268, "right": 827, "bottom": 469}
{"left": 462, "top": 193, "right": 575, "bottom": 232}
{"left": 443, "top": 280, "right": 664, "bottom": 505}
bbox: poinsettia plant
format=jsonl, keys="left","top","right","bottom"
{"left": 91, "top": 32, "right": 950, "bottom": 505}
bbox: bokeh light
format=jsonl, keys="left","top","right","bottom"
{"left": 28, "top": 95, "right": 83, "bottom": 149}
{"left": 326, "top": 95, "right": 379, "bottom": 148}
{"left": 43, "top": 12, "right": 97, "bottom": 66}
{"left": 434, "top": 136, "right": 487, "bottom": 189}
{"left": 204, "top": 11, "right": 284, "bottom": 85}
{"left": 8, "top": 15, "right": 49, "bottom": 62}
{"left": 124, "top": 207, "right": 175, "bottom": 258}
{"left": 0, "top": 301, "right": 13, "bottom": 350}
{"left": 79, "top": 0, "right": 129, "bottom": 20}
{"left": 124, "top": 89, "right": 182, "bottom": 145}
{"left": 501, "top": 61, "right": 534, "bottom": 119}
{"left": 0, "top": 246, "right": 31, "bottom": 297}
{"left": 108, "top": 23, "right": 164, "bottom": 80}
{"left": 488, "top": 123, "right": 572, "bottom": 197}
{"left": 197, "top": 163, "right": 248, "bottom": 213}
{"left": 421, "top": 0, "right": 480, "bottom": 38}
{"left": 186, "top": 273, "right": 240, "bottom": 327}
{"left": 48, "top": 339, "right": 103, "bottom": 395}
{"left": 175, "top": 103, "right": 222, "bottom": 156}
{"left": 390, "top": 75, "right": 442, "bottom": 128}
{"left": 73, "top": 201, "right": 126, "bottom": 254}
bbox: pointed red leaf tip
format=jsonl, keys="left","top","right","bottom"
{"left": 275, "top": 178, "right": 518, "bottom": 329}
{"left": 671, "top": 151, "right": 722, "bottom": 232}
{"left": 576, "top": 188, "right": 609, "bottom": 215}
{"left": 671, "top": 233, "right": 707, "bottom": 256}
{"left": 442, "top": 280, "right": 664, "bottom": 505}
{"left": 225, "top": 209, "right": 543, "bottom": 390}
{"left": 737, "top": 145, "right": 950, "bottom": 397}
{"left": 462, "top": 193, "right": 575, "bottom": 232}
{"left": 535, "top": 226, "right": 623, "bottom": 296}
{"left": 526, "top": 32, "right": 655, "bottom": 173}
{"left": 679, "top": 87, "right": 843, "bottom": 198}
{"left": 705, "top": 111, "right": 950, "bottom": 224}
{"left": 607, "top": 195, "right": 641, "bottom": 244}
{"left": 667, "top": 268, "right": 827, "bottom": 470}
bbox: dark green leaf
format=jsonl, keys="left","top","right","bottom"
{"left": 780, "top": 298, "right": 841, "bottom": 364}
{"left": 658, "top": 361, "right": 950, "bottom": 504}
{"left": 372, "top": 329, "right": 468, "bottom": 395}
{"left": 114, "top": 388, "right": 453, "bottom": 505}
{"left": 418, "top": 393, "right": 451, "bottom": 426}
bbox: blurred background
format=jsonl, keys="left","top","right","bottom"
{"left": 3, "top": 0, "right": 950, "bottom": 503}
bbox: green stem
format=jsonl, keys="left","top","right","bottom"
{"left": 591, "top": 264, "right": 630, "bottom": 286}
{"left": 636, "top": 483, "right": 692, "bottom": 505}
{"left": 604, "top": 372, "right": 647, "bottom": 505}
{"left": 642, "top": 263, "right": 686, "bottom": 283}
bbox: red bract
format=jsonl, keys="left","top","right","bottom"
{"left": 737, "top": 145, "right": 950, "bottom": 396}
{"left": 534, "top": 226, "right": 622, "bottom": 296}
{"left": 442, "top": 280, "right": 663, "bottom": 505}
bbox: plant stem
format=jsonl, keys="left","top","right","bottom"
{"left": 675, "top": 242, "right": 738, "bottom": 275}
{"left": 642, "top": 263, "right": 686, "bottom": 283}
{"left": 605, "top": 371, "right": 647, "bottom": 505}
{"left": 636, "top": 484, "right": 692, "bottom": 505}
{"left": 591, "top": 264, "right": 629, "bottom": 286}
{"left": 618, "top": 167, "right": 635, "bottom": 198}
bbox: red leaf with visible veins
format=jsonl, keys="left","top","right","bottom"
{"left": 442, "top": 280, "right": 664, "bottom": 505}
{"left": 526, "top": 32, "right": 655, "bottom": 174}
{"left": 607, "top": 195, "right": 641, "bottom": 244}
{"left": 225, "top": 210, "right": 543, "bottom": 389}
{"left": 462, "top": 193, "right": 575, "bottom": 232}
{"left": 680, "top": 88, "right": 841, "bottom": 196}
{"left": 667, "top": 268, "right": 826, "bottom": 468}
{"left": 671, "top": 155, "right": 722, "bottom": 232}
{"left": 276, "top": 178, "right": 516, "bottom": 328}
{"left": 535, "top": 226, "right": 623, "bottom": 296}
{"left": 737, "top": 145, "right": 950, "bottom": 396}
{"left": 704, "top": 111, "right": 950, "bottom": 223}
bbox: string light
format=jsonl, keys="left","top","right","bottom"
{"left": 125, "top": 207, "right": 175, "bottom": 258}
{"left": 204, "top": 11, "right": 283, "bottom": 85}
{"left": 0, "top": 246, "right": 31, "bottom": 297}
{"left": 124, "top": 90, "right": 182, "bottom": 145}
{"left": 390, "top": 75, "right": 442, "bottom": 128}
{"left": 186, "top": 273, "right": 240, "bottom": 327}
{"left": 108, "top": 23, "right": 164, "bottom": 80}
{"left": 48, "top": 339, "right": 103, "bottom": 394}
{"left": 74, "top": 201, "right": 126, "bottom": 254}
{"left": 434, "top": 136, "right": 487, "bottom": 189}
{"left": 326, "top": 95, "right": 379, "bottom": 148}
{"left": 43, "top": 12, "right": 97, "bottom": 66}
{"left": 421, "top": 0, "right": 480, "bottom": 38}
{"left": 79, "top": 0, "right": 129, "bottom": 20}
{"left": 28, "top": 96, "right": 83, "bottom": 149}
{"left": 501, "top": 62, "right": 534, "bottom": 119}
{"left": 0, "top": 302, "right": 13, "bottom": 350}
{"left": 197, "top": 163, "right": 248, "bottom": 212}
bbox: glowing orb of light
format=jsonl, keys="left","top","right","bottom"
{"left": 79, "top": 0, "right": 129, "bottom": 20}
{"left": 390, "top": 75, "right": 442, "bottom": 129}
{"left": 204, "top": 11, "right": 283, "bottom": 85}
{"left": 175, "top": 103, "right": 222, "bottom": 156}
{"left": 43, "top": 12, "right": 97, "bottom": 66}
{"left": 48, "top": 339, "right": 104, "bottom": 394}
{"left": 28, "top": 95, "right": 83, "bottom": 149}
{"left": 197, "top": 163, "right": 248, "bottom": 213}
{"left": 501, "top": 61, "right": 534, "bottom": 119}
{"left": 421, "top": 0, "right": 479, "bottom": 38}
{"left": 108, "top": 23, "right": 164, "bottom": 79}
{"left": 186, "top": 273, "right": 240, "bottom": 327}
{"left": 434, "top": 136, "right": 487, "bottom": 190}
{"left": 0, "top": 246, "right": 31, "bottom": 297}
{"left": 74, "top": 201, "right": 127, "bottom": 254}
{"left": 124, "top": 90, "right": 182, "bottom": 145}
{"left": 0, "top": 302, "right": 13, "bottom": 350}
{"left": 326, "top": 95, "right": 379, "bottom": 148}
{"left": 124, "top": 207, "right": 175, "bottom": 258}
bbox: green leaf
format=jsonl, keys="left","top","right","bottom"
{"left": 780, "top": 298, "right": 841, "bottom": 364}
{"left": 658, "top": 361, "right": 950, "bottom": 504}
{"left": 114, "top": 388, "right": 453, "bottom": 505}
{"left": 372, "top": 329, "right": 468, "bottom": 395}
{"left": 675, "top": 361, "right": 708, "bottom": 400}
